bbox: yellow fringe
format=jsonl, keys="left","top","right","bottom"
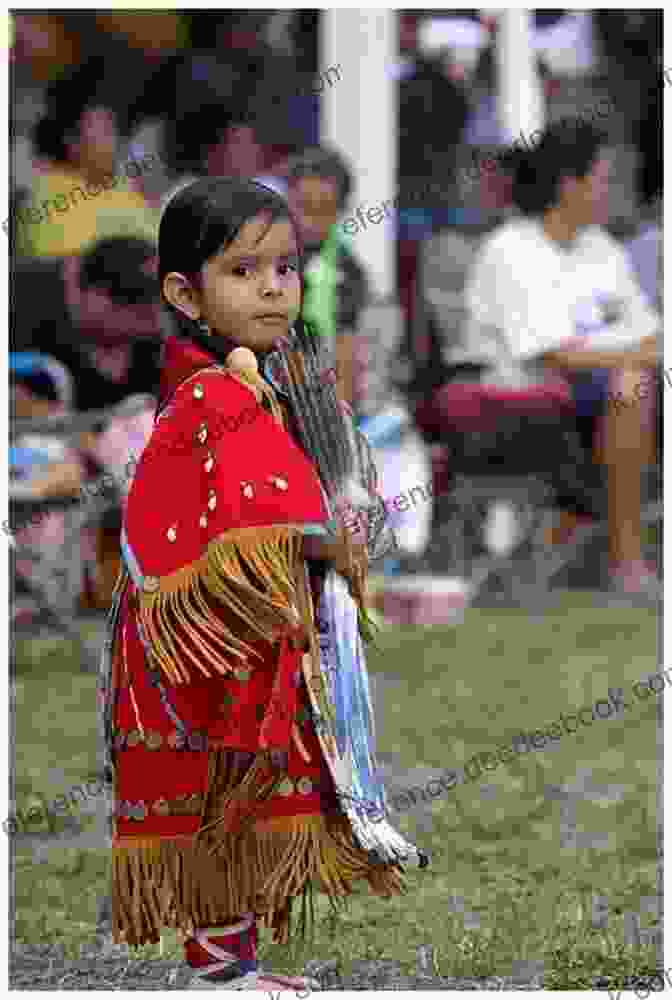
{"left": 138, "top": 526, "right": 305, "bottom": 685}
{"left": 111, "top": 747, "right": 406, "bottom": 948}
{"left": 111, "top": 812, "right": 406, "bottom": 948}
{"left": 195, "top": 752, "right": 282, "bottom": 841}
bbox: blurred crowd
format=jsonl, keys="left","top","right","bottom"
{"left": 8, "top": 10, "right": 663, "bottom": 621}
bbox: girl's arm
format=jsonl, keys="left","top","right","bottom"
{"left": 302, "top": 533, "right": 368, "bottom": 593}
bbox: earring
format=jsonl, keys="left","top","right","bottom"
{"left": 198, "top": 319, "right": 211, "bottom": 336}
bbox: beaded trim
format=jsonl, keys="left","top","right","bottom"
{"left": 113, "top": 704, "right": 314, "bottom": 752}
{"left": 270, "top": 775, "right": 331, "bottom": 798}
{"left": 113, "top": 728, "right": 207, "bottom": 751}
{"left": 116, "top": 793, "right": 204, "bottom": 820}
{"left": 116, "top": 778, "right": 330, "bottom": 821}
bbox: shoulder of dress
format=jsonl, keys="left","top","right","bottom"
{"left": 170, "top": 365, "right": 243, "bottom": 403}
{"left": 158, "top": 366, "right": 260, "bottom": 423}
{"left": 139, "top": 366, "right": 263, "bottom": 466}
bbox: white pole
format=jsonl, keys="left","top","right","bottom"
{"left": 320, "top": 9, "right": 397, "bottom": 300}
{"left": 495, "top": 9, "right": 544, "bottom": 143}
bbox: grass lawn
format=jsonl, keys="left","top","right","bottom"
{"left": 12, "top": 592, "right": 660, "bottom": 988}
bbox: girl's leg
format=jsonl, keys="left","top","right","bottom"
{"left": 184, "top": 916, "right": 257, "bottom": 967}
{"left": 185, "top": 913, "right": 320, "bottom": 992}
{"left": 185, "top": 914, "right": 258, "bottom": 987}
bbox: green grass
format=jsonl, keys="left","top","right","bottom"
{"left": 13, "top": 593, "right": 660, "bottom": 986}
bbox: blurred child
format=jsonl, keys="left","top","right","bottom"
{"left": 9, "top": 353, "right": 84, "bottom": 621}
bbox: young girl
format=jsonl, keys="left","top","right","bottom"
{"left": 98, "top": 177, "right": 427, "bottom": 990}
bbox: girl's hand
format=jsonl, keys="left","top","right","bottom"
{"left": 331, "top": 536, "right": 369, "bottom": 586}
{"left": 302, "top": 530, "right": 368, "bottom": 593}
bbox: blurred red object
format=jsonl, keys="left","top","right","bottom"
{"left": 382, "top": 577, "right": 467, "bottom": 625}
{"left": 415, "top": 379, "right": 573, "bottom": 438}
{"left": 544, "top": 77, "right": 562, "bottom": 99}
{"left": 430, "top": 444, "right": 451, "bottom": 499}
{"left": 398, "top": 240, "right": 419, "bottom": 329}
{"left": 478, "top": 163, "right": 513, "bottom": 211}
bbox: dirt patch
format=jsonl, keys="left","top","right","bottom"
{"left": 11, "top": 944, "right": 546, "bottom": 990}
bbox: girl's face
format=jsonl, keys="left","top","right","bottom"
{"left": 165, "top": 213, "right": 301, "bottom": 355}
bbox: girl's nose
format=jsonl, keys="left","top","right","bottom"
{"left": 261, "top": 269, "right": 283, "bottom": 296}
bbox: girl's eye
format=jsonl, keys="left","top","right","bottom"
{"left": 278, "top": 258, "right": 299, "bottom": 276}
{"left": 278, "top": 262, "right": 298, "bottom": 276}
{"left": 233, "top": 264, "right": 254, "bottom": 277}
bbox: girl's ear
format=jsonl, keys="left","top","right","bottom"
{"left": 162, "top": 271, "right": 201, "bottom": 322}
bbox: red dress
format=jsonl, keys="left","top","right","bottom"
{"left": 102, "top": 337, "right": 405, "bottom": 948}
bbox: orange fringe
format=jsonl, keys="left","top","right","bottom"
{"left": 137, "top": 526, "right": 308, "bottom": 686}
{"left": 111, "top": 750, "right": 406, "bottom": 948}
{"left": 111, "top": 812, "right": 406, "bottom": 948}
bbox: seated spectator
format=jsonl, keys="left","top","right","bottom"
{"left": 10, "top": 353, "right": 82, "bottom": 503}
{"left": 163, "top": 102, "right": 269, "bottom": 186}
{"left": 79, "top": 393, "right": 157, "bottom": 609}
{"left": 10, "top": 356, "right": 156, "bottom": 613}
{"left": 9, "top": 352, "right": 86, "bottom": 624}
{"left": 460, "top": 118, "right": 660, "bottom": 594}
{"left": 285, "top": 145, "right": 370, "bottom": 404}
{"left": 83, "top": 393, "right": 156, "bottom": 499}
{"left": 11, "top": 236, "right": 162, "bottom": 412}
{"left": 158, "top": 101, "right": 292, "bottom": 237}
{"left": 15, "top": 56, "right": 158, "bottom": 257}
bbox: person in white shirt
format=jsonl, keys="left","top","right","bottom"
{"left": 462, "top": 118, "right": 660, "bottom": 594}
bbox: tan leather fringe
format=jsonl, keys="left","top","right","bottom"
{"left": 111, "top": 747, "right": 406, "bottom": 948}
{"left": 231, "top": 351, "right": 376, "bottom": 643}
{"left": 195, "top": 752, "right": 282, "bottom": 840}
{"left": 138, "top": 526, "right": 304, "bottom": 685}
{"left": 111, "top": 812, "right": 406, "bottom": 948}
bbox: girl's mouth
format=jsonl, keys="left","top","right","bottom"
{"left": 255, "top": 314, "right": 288, "bottom": 325}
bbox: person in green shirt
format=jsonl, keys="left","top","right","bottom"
{"left": 285, "top": 146, "right": 370, "bottom": 405}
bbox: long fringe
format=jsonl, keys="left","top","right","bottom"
{"left": 111, "top": 747, "right": 406, "bottom": 949}
{"left": 137, "top": 527, "right": 305, "bottom": 685}
{"left": 195, "top": 753, "right": 282, "bottom": 841}
{"left": 111, "top": 812, "right": 406, "bottom": 948}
